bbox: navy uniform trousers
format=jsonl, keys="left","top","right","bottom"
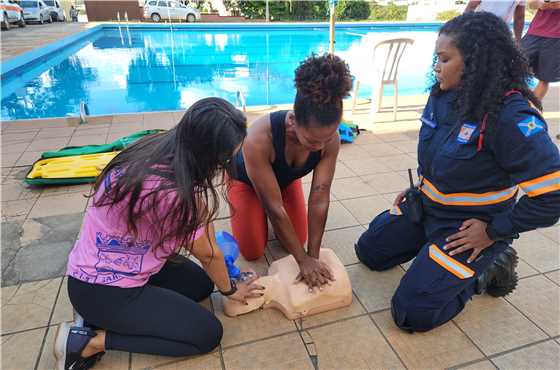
{"left": 355, "top": 211, "right": 508, "bottom": 332}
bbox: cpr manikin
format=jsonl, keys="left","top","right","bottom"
{"left": 223, "top": 248, "right": 352, "bottom": 319}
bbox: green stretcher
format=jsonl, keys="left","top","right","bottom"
{"left": 25, "top": 129, "right": 164, "bottom": 185}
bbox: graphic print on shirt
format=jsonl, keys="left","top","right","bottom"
{"left": 93, "top": 232, "right": 151, "bottom": 284}
{"left": 457, "top": 123, "right": 477, "bottom": 144}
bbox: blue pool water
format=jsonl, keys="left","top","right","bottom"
{"left": 1, "top": 24, "right": 443, "bottom": 121}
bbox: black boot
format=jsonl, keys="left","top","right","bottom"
{"left": 476, "top": 247, "right": 518, "bottom": 297}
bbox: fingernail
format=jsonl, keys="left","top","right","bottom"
{"left": 467, "top": 260, "right": 472, "bottom": 264}
{"left": 446, "top": 237, "right": 449, "bottom": 242}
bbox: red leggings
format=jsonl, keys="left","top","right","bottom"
{"left": 227, "top": 178, "right": 307, "bottom": 261}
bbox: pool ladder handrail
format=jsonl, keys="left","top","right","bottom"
{"left": 79, "top": 101, "right": 89, "bottom": 124}
{"left": 236, "top": 90, "right": 246, "bottom": 112}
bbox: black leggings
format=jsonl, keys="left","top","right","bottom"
{"left": 68, "top": 255, "right": 222, "bottom": 357}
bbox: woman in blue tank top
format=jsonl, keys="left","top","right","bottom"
{"left": 227, "top": 53, "right": 353, "bottom": 290}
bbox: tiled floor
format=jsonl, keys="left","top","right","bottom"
{"left": 2, "top": 24, "right": 560, "bottom": 369}
{"left": 1, "top": 91, "right": 559, "bottom": 369}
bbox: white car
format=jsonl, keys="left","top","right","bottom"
{"left": 0, "top": 0, "right": 25, "bottom": 29}
{"left": 21, "top": 0, "right": 52, "bottom": 24}
{"left": 43, "top": 0, "right": 64, "bottom": 22}
{"left": 144, "top": 0, "right": 200, "bottom": 23}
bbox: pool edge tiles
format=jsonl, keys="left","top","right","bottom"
{"left": 0, "top": 25, "right": 103, "bottom": 81}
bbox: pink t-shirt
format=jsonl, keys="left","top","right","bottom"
{"left": 67, "top": 169, "right": 203, "bottom": 288}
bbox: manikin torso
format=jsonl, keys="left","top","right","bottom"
{"left": 223, "top": 248, "right": 352, "bottom": 319}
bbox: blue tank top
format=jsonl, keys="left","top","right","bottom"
{"left": 229, "top": 110, "right": 322, "bottom": 189}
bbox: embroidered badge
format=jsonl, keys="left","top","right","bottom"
{"left": 457, "top": 123, "right": 476, "bottom": 144}
{"left": 517, "top": 116, "right": 545, "bottom": 137}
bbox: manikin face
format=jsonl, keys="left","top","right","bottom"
{"left": 288, "top": 113, "right": 339, "bottom": 152}
{"left": 434, "top": 34, "right": 465, "bottom": 91}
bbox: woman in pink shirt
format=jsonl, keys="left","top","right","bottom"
{"left": 54, "top": 98, "right": 264, "bottom": 370}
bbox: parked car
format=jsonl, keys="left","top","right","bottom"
{"left": 21, "top": 0, "right": 52, "bottom": 24}
{"left": 43, "top": 0, "right": 64, "bottom": 21}
{"left": 143, "top": 0, "right": 200, "bottom": 23}
{"left": 0, "top": 0, "right": 25, "bottom": 29}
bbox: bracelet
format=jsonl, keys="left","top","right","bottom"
{"left": 219, "top": 279, "right": 238, "bottom": 297}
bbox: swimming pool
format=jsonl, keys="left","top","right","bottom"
{"left": 1, "top": 23, "right": 443, "bottom": 121}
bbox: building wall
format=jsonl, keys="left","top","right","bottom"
{"left": 84, "top": 0, "right": 142, "bottom": 21}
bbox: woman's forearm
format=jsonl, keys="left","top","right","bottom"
{"left": 306, "top": 198, "right": 329, "bottom": 258}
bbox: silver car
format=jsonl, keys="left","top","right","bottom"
{"left": 21, "top": 0, "right": 52, "bottom": 24}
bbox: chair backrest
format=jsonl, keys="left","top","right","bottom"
{"left": 373, "top": 38, "right": 414, "bottom": 83}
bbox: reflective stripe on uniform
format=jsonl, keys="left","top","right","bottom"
{"left": 428, "top": 244, "right": 474, "bottom": 279}
{"left": 519, "top": 171, "right": 560, "bottom": 197}
{"left": 421, "top": 178, "right": 518, "bottom": 206}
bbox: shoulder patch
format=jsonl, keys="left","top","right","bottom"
{"left": 517, "top": 116, "right": 545, "bottom": 137}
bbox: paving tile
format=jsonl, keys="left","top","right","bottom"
{"left": 332, "top": 161, "right": 357, "bottom": 179}
{"left": 2, "top": 141, "right": 30, "bottom": 154}
{"left": 516, "top": 258, "right": 540, "bottom": 278}
{"left": 37, "top": 325, "right": 58, "bottom": 370}
{"left": 264, "top": 240, "right": 289, "bottom": 262}
{"left": 2, "top": 327, "right": 46, "bottom": 370}
{"left": 1, "top": 278, "right": 61, "bottom": 334}
{"left": 324, "top": 201, "right": 360, "bottom": 231}
{"left": 347, "top": 264, "right": 404, "bottom": 312}
{"left": 372, "top": 310, "right": 484, "bottom": 369}
{"left": 15, "top": 150, "right": 44, "bottom": 166}
{"left": 330, "top": 176, "right": 378, "bottom": 200}
{"left": 353, "top": 132, "right": 383, "bottom": 145}
{"left": 211, "top": 292, "right": 296, "bottom": 347}
{"left": 379, "top": 154, "right": 418, "bottom": 172}
{"left": 67, "top": 135, "right": 104, "bottom": 147}
{"left": 27, "top": 137, "right": 70, "bottom": 152}
{"left": 505, "top": 275, "right": 560, "bottom": 337}
{"left": 1, "top": 130, "right": 38, "bottom": 142}
{"left": 295, "top": 293, "right": 366, "bottom": 330}
{"left": 513, "top": 231, "right": 559, "bottom": 273}
{"left": 237, "top": 254, "right": 269, "bottom": 277}
{"left": 539, "top": 225, "right": 559, "bottom": 243}
{"left": 36, "top": 127, "right": 75, "bottom": 139}
{"left": 456, "top": 360, "right": 497, "bottom": 370}
{"left": 72, "top": 127, "right": 110, "bottom": 138}
{"left": 223, "top": 332, "right": 313, "bottom": 370}
{"left": 1, "top": 198, "right": 36, "bottom": 220}
{"left": 491, "top": 340, "right": 560, "bottom": 370}
{"left": 51, "top": 277, "right": 73, "bottom": 326}
{"left": 359, "top": 142, "right": 403, "bottom": 157}
{"left": 389, "top": 140, "right": 419, "bottom": 154}
{"left": 1, "top": 152, "right": 21, "bottom": 167}
{"left": 375, "top": 132, "right": 413, "bottom": 143}
{"left": 341, "top": 194, "right": 390, "bottom": 225}
{"left": 340, "top": 157, "right": 392, "bottom": 177}
{"left": 545, "top": 270, "right": 560, "bottom": 285}
{"left": 321, "top": 226, "right": 365, "bottom": 266}
{"left": 454, "top": 295, "right": 547, "bottom": 355}
{"left": 362, "top": 171, "right": 408, "bottom": 194}
{"left": 28, "top": 192, "right": 88, "bottom": 218}
{"left": 306, "top": 315, "right": 404, "bottom": 369}
{"left": 132, "top": 349, "right": 220, "bottom": 370}
{"left": 337, "top": 145, "right": 371, "bottom": 161}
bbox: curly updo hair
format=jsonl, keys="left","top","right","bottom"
{"left": 294, "top": 53, "right": 353, "bottom": 127}
{"left": 430, "top": 12, "right": 541, "bottom": 132}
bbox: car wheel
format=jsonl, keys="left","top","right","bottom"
{"left": 186, "top": 13, "right": 195, "bottom": 22}
{"left": 19, "top": 12, "right": 26, "bottom": 27}
{"left": 151, "top": 13, "right": 161, "bottom": 22}
{"left": 1, "top": 13, "right": 10, "bottom": 30}
{"left": 39, "top": 14, "right": 44, "bottom": 24}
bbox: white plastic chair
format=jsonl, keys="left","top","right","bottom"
{"left": 351, "top": 38, "right": 414, "bottom": 122}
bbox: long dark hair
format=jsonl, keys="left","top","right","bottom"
{"left": 93, "top": 97, "right": 247, "bottom": 252}
{"left": 430, "top": 12, "right": 541, "bottom": 132}
{"left": 294, "top": 53, "right": 353, "bottom": 127}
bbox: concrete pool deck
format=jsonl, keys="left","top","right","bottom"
{"left": 1, "top": 21, "right": 560, "bottom": 370}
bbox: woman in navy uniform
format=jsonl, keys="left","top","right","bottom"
{"left": 355, "top": 12, "right": 560, "bottom": 332}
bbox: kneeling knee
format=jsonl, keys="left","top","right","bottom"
{"left": 354, "top": 243, "right": 393, "bottom": 271}
{"left": 197, "top": 317, "right": 223, "bottom": 353}
{"left": 391, "top": 297, "right": 439, "bottom": 333}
